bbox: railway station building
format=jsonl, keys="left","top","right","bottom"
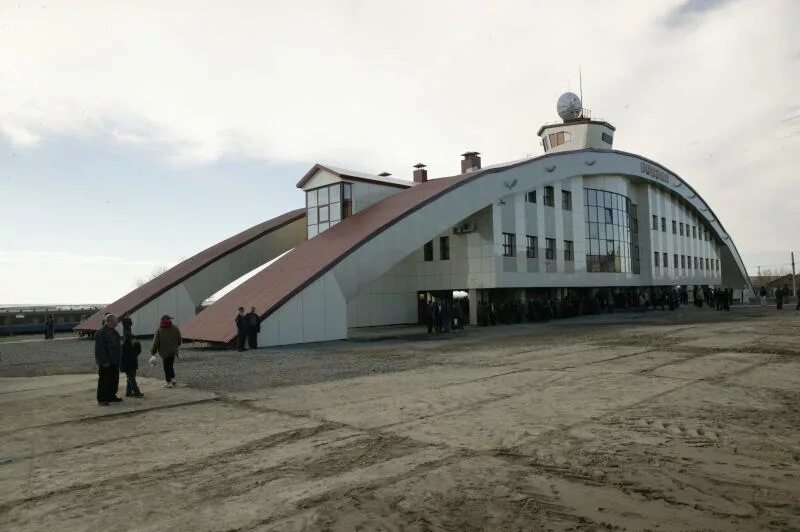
{"left": 77, "top": 94, "right": 751, "bottom": 347}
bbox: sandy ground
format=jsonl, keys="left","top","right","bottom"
{"left": 1, "top": 306, "right": 799, "bottom": 531}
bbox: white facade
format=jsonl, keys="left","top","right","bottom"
{"left": 255, "top": 143, "right": 751, "bottom": 346}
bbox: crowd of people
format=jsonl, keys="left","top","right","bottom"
{"left": 756, "top": 284, "right": 799, "bottom": 310}
{"left": 424, "top": 299, "right": 467, "bottom": 334}
{"left": 94, "top": 312, "right": 182, "bottom": 406}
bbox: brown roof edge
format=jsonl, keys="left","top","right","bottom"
{"left": 74, "top": 208, "right": 306, "bottom": 332}
{"left": 295, "top": 164, "right": 412, "bottom": 190}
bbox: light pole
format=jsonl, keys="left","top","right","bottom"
{"left": 792, "top": 252, "right": 797, "bottom": 303}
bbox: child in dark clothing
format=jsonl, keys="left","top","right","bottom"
{"left": 120, "top": 331, "right": 144, "bottom": 398}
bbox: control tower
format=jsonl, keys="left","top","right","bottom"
{"left": 538, "top": 92, "right": 616, "bottom": 153}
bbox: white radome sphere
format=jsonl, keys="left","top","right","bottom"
{"left": 557, "top": 92, "right": 582, "bottom": 120}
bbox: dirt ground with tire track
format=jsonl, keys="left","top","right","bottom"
{"left": 1, "top": 306, "right": 799, "bottom": 531}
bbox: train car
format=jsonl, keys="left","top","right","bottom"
{"left": 0, "top": 306, "right": 101, "bottom": 337}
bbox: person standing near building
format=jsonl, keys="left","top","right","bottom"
{"left": 235, "top": 307, "right": 248, "bottom": 351}
{"left": 94, "top": 313, "right": 122, "bottom": 405}
{"left": 245, "top": 306, "right": 260, "bottom": 349}
{"left": 44, "top": 314, "right": 55, "bottom": 339}
{"left": 121, "top": 313, "right": 133, "bottom": 335}
{"left": 120, "top": 331, "right": 143, "bottom": 397}
{"left": 759, "top": 286, "right": 768, "bottom": 307}
{"left": 151, "top": 315, "right": 182, "bottom": 388}
{"left": 776, "top": 287, "right": 784, "bottom": 310}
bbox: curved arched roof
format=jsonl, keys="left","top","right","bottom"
{"left": 75, "top": 209, "right": 305, "bottom": 332}
{"left": 181, "top": 148, "right": 751, "bottom": 345}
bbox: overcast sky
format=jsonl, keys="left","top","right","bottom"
{"left": 1, "top": 0, "right": 798, "bottom": 304}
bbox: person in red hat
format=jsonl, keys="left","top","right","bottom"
{"left": 150, "top": 314, "right": 182, "bottom": 388}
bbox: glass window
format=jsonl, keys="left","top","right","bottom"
{"left": 672, "top": 220, "right": 677, "bottom": 234}
{"left": 526, "top": 235, "right": 537, "bottom": 258}
{"left": 674, "top": 254, "right": 679, "bottom": 268}
{"left": 343, "top": 199, "right": 352, "bottom": 219}
{"left": 503, "top": 233, "right": 516, "bottom": 257}
{"left": 661, "top": 217, "right": 666, "bottom": 232}
{"left": 679, "top": 222, "right": 684, "bottom": 236}
{"left": 663, "top": 253, "right": 668, "bottom": 268}
{"left": 343, "top": 183, "right": 352, "bottom": 199}
{"left": 526, "top": 191, "right": 536, "bottom": 203}
{"left": 694, "top": 256, "right": 698, "bottom": 269}
{"left": 654, "top": 252, "right": 660, "bottom": 267}
{"left": 307, "top": 189, "right": 318, "bottom": 207}
{"left": 564, "top": 240, "right": 574, "bottom": 261}
{"left": 330, "top": 185, "right": 342, "bottom": 203}
{"left": 692, "top": 226, "right": 697, "bottom": 239}
{"left": 330, "top": 202, "right": 341, "bottom": 222}
{"left": 544, "top": 186, "right": 555, "bottom": 207}
{"left": 307, "top": 207, "right": 318, "bottom": 225}
{"left": 705, "top": 258, "right": 710, "bottom": 270}
{"left": 318, "top": 186, "right": 329, "bottom": 205}
{"left": 424, "top": 241, "right": 433, "bottom": 262}
{"left": 652, "top": 215, "right": 658, "bottom": 230}
{"left": 583, "top": 188, "right": 639, "bottom": 274}
{"left": 562, "top": 190, "right": 572, "bottom": 211}
{"left": 318, "top": 205, "right": 329, "bottom": 223}
{"left": 308, "top": 225, "right": 318, "bottom": 238}
{"left": 440, "top": 237, "right": 450, "bottom": 261}
{"left": 546, "top": 238, "right": 556, "bottom": 260}
{"left": 601, "top": 132, "right": 613, "bottom": 144}
{"left": 681, "top": 255, "right": 686, "bottom": 269}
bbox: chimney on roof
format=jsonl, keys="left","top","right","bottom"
{"left": 461, "top": 151, "right": 481, "bottom": 173}
{"left": 413, "top": 163, "right": 427, "bottom": 183}
{"left": 378, "top": 172, "right": 392, "bottom": 177}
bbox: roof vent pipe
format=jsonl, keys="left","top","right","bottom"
{"left": 413, "top": 163, "right": 428, "bottom": 183}
{"left": 461, "top": 151, "right": 481, "bottom": 173}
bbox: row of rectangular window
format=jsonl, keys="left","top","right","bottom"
{"left": 423, "top": 237, "right": 450, "bottom": 261}
{"left": 654, "top": 252, "right": 720, "bottom": 272}
{"left": 525, "top": 187, "right": 571, "bottom": 210}
{"left": 503, "top": 233, "right": 573, "bottom": 261}
{"left": 651, "top": 215, "right": 712, "bottom": 241}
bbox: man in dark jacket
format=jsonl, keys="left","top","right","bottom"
{"left": 235, "top": 307, "right": 248, "bottom": 351}
{"left": 94, "top": 313, "right": 122, "bottom": 405}
{"left": 245, "top": 307, "right": 260, "bottom": 349}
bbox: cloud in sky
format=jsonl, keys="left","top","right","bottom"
{"left": 0, "top": 0, "right": 798, "bottom": 303}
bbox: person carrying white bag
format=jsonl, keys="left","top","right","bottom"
{"left": 150, "top": 314, "right": 182, "bottom": 388}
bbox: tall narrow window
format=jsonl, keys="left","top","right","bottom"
{"left": 526, "top": 190, "right": 537, "bottom": 203}
{"left": 652, "top": 214, "right": 658, "bottom": 230}
{"left": 423, "top": 241, "right": 433, "bottom": 262}
{"left": 545, "top": 238, "right": 556, "bottom": 260}
{"left": 654, "top": 251, "right": 660, "bottom": 267}
{"left": 681, "top": 255, "right": 686, "bottom": 269}
{"left": 705, "top": 258, "right": 710, "bottom": 270}
{"left": 661, "top": 217, "right": 666, "bottom": 232}
{"left": 674, "top": 254, "right": 679, "bottom": 268}
{"left": 672, "top": 220, "right": 677, "bottom": 234}
{"left": 663, "top": 252, "right": 668, "bottom": 268}
{"left": 692, "top": 226, "right": 697, "bottom": 239}
{"left": 694, "top": 257, "right": 698, "bottom": 269}
{"left": 562, "top": 190, "right": 572, "bottom": 211}
{"left": 679, "top": 222, "right": 684, "bottom": 236}
{"left": 439, "top": 237, "right": 450, "bottom": 261}
{"left": 526, "top": 235, "right": 537, "bottom": 258}
{"left": 502, "top": 233, "right": 516, "bottom": 257}
{"left": 544, "top": 186, "right": 555, "bottom": 207}
{"left": 564, "top": 240, "right": 574, "bottom": 261}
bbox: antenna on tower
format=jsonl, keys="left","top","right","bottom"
{"left": 579, "top": 68, "right": 583, "bottom": 105}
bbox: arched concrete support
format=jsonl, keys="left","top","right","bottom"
{"left": 75, "top": 209, "right": 306, "bottom": 336}
{"left": 183, "top": 149, "right": 751, "bottom": 346}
